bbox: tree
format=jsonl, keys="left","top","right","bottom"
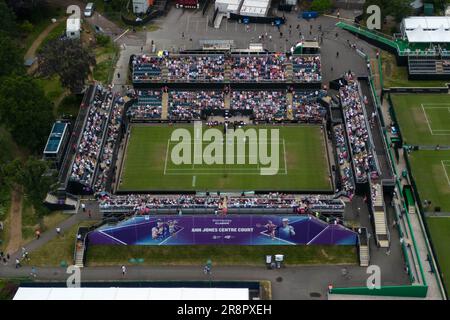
{"left": 14, "top": 157, "right": 54, "bottom": 216}
{"left": 0, "top": 1, "right": 18, "bottom": 36}
{"left": 363, "top": 0, "right": 412, "bottom": 23}
{"left": 38, "top": 39, "right": 95, "bottom": 93}
{"left": 310, "top": 0, "right": 332, "bottom": 13}
{"left": 3, "top": 157, "right": 55, "bottom": 217}
{"left": 0, "top": 33, "right": 24, "bottom": 78}
{"left": 0, "top": 75, "right": 54, "bottom": 153}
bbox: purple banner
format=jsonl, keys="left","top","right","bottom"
{"left": 88, "top": 215, "right": 357, "bottom": 246}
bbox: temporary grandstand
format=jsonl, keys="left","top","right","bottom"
{"left": 337, "top": 17, "right": 450, "bottom": 79}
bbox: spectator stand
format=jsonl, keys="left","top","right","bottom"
{"left": 67, "top": 85, "right": 115, "bottom": 195}
{"left": 339, "top": 72, "right": 380, "bottom": 192}
{"left": 130, "top": 52, "right": 323, "bottom": 90}
{"left": 291, "top": 55, "right": 322, "bottom": 83}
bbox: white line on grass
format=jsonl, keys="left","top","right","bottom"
{"left": 442, "top": 161, "right": 450, "bottom": 187}
{"left": 163, "top": 139, "right": 170, "bottom": 175}
{"left": 421, "top": 104, "right": 434, "bottom": 135}
{"left": 283, "top": 139, "right": 288, "bottom": 175}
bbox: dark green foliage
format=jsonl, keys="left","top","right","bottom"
{"left": 0, "top": 75, "right": 54, "bottom": 153}
{"left": 38, "top": 39, "right": 96, "bottom": 93}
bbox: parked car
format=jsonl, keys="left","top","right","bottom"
{"left": 84, "top": 3, "right": 95, "bottom": 17}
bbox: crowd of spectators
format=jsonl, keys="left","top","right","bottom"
{"left": 132, "top": 55, "right": 164, "bottom": 82}
{"left": 70, "top": 85, "right": 113, "bottom": 186}
{"left": 98, "top": 193, "right": 345, "bottom": 214}
{"left": 229, "top": 54, "right": 287, "bottom": 82}
{"left": 168, "top": 91, "right": 225, "bottom": 120}
{"left": 339, "top": 73, "right": 378, "bottom": 183}
{"left": 291, "top": 90, "right": 326, "bottom": 122}
{"left": 231, "top": 90, "right": 287, "bottom": 120}
{"left": 93, "top": 96, "right": 125, "bottom": 193}
{"left": 334, "top": 124, "right": 355, "bottom": 198}
{"left": 292, "top": 56, "right": 321, "bottom": 82}
{"left": 127, "top": 90, "right": 162, "bottom": 119}
{"left": 99, "top": 194, "right": 223, "bottom": 214}
{"left": 167, "top": 56, "right": 225, "bottom": 82}
{"left": 131, "top": 54, "right": 324, "bottom": 83}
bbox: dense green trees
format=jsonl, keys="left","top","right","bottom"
{"left": 363, "top": 0, "right": 413, "bottom": 23}
{"left": 0, "top": 1, "right": 56, "bottom": 218}
{"left": 0, "top": 75, "right": 54, "bottom": 152}
{"left": 38, "top": 38, "right": 96, "bottom": 93}
{"left": 310, "top": 0, "right": 332, "bottom": 13}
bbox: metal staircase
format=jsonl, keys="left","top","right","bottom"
{"left": 436, "top": 61, "right": 444, "bottom": 73}
{"left": 161, "top": 92, "right": 169, "bottom": 119}
{"left": 358, "top": 227, "right": 370, "bottom": 267}
{"left": 372, "top": 183, "right": 390, "bottom": 248}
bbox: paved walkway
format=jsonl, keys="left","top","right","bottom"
{"left": 0, "top": 263, "right": 407, "bottom": 300}
{"left": 5, "top": 189, "right": 23, "bottom": 255}
{"left": 24, "top": 17, "right": 65, "bottom": 74}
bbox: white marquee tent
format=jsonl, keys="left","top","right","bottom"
{"left": 13, "top": 287, "right": 250, "bottom": 300}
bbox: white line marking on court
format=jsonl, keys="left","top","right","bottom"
{"left": 283, "top": 139, "right": 288, "bottom": 174}
{"left": 163, "top": 139, "right": 170, "bottom": 175}
{"left": 99, "top": 231, "right": 128, "bottom": 245}
{"left": 192, "top": 175, "right": 196, "bottom": 187}
{"left": 442, "top": 161, "right": 450, "bottom": 187}
{"left": 421, "top": 104, "right": 434, "bottom": 135}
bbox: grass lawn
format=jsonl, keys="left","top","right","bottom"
{"left": 93, "top": 59, "right": 115, "bottom": 84}
{"left": 408, "top": 150, "right": 450, "bottom": 212}
{"left": 0, "top": 280, "right": 20, "bottom": 300}
{"left": 21, "top": 6, "right": 65, "bottom": 53}
{"left": 381, "top": 52, "right": 448, "bottom": 88}
{"left": 390, "top": 94, "right": 450, "bottom": 146}
{"left": 93, "top": 34, "right": 119, "bottom": 84}
{"left": 21, "top": 198, "right": 69, "bottom": 245}
{"left": 86, "top": 245, "right": 357, "bottom": 266}
{"left": 24, "top": 220, "right": 99, "bottom": 267}
{"left": 426, "top": 217, "right": 450, "bottom": 296}
{"left": 35, "top": 75, "right": 65, "bottom": 106}
{"left": 57, "top": 94, "right": 82, "bottom": 118}
{"left": 36, "top": 19, "right": 66, "bottom": 53}
{"left": 119, "top": 125, "right": 332, "bottom": 192}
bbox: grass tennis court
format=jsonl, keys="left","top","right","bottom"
{"left": 118, "top": 124, "right": 331, "bottom": 192}
{"left": 86, "top": 245, "right": 357, "bottom": 266}
{"left": 408, "top": 150, "right": 450, "bottom": 212}
{"left": 426, "top": 217, "right": 450, "bottom": 296}
{"left": 391, "top": 94, "right": 450, "bottom": 146}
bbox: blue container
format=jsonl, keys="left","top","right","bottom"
{"left": 301, "top": 11, "right": 318, "bottom": 20}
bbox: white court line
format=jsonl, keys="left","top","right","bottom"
{"left": 163, "top": 139, "right": 170, "bottom": 175}
{"left": 283, "top": 138, "right": 288, "bottom": 175}
{"left": 192, "top": 175, "right": 196, "bottom": 187}
{"left": 99, "top": 231, "right": 128, "bottom": 245}
{"left": 421, "top": 104, "right": 434, "bottom": 135}
{"left": 442, "top": 161, "right": 450, "bottom": 187}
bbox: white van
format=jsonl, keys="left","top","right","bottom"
{"left": 84, "top": 3, "right": 95, "bottom": 17}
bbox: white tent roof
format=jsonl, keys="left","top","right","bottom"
{"left": 403, "top": 17, "right": 450, "bottom": 43}
{"left": 13, "top": 287, "right": 250, "bottom": 300}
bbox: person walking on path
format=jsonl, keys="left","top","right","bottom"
{"left": 121, "top": 265, "right": 127, "bottom": 276}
